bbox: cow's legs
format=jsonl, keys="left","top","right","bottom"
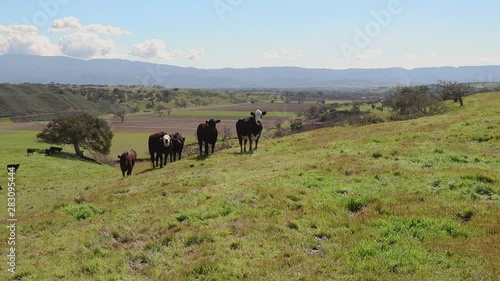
{"left": 150, "top": 152, "right": 155, "bottom": 168}
{"left": 198, "top": 141, "right": 203, "bottom": 156}
{"left": 128, "top": 161, "right": 134, "bottom": 176}
{"left": 211, "top": 143, "right": 215, "bottom": 154}
{"left": 204, "top": 142, "right": 209, "bottom": 155}
{"left": 249, "top": 136, "right": 253, "bottom": 151}
{"left": 238, "top": 136, "right": 243, "bottom": 153}
{"left": 254, "top": 135, "right": 260, "bottom": 150}
{"left": 156, "top": 153, "right": 163, "bottom": 168}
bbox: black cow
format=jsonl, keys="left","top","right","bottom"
{"left": 49, "top": 146, "right": 62, "bottom": 154}
{"left": 169, "top": 132, "right": 185, "bottom": 162}
{"left": 7, "top": 164, "right": 20, "bottom": 172}
{"left": 236, "top": 109, "right": 267, "bottom": 153}
{"left": 197, "top": 119, "right": 221, "bottom": 156}
{"left": 45, "top": 149, "right": 51, "bottom": 155}
{"left": 27, "top": 148, "right": 35, "bottom": 155}
{"left": 118, "top": 149, "right": 137, "bottom": 177}
{"left": 148, "top": 132, "right": 172, "bottom": 168}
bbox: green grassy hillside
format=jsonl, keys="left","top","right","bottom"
{"left": 0, "top": 93, "right": 498, "bottom": 280}
{"left": 0, "top": 84, "right": 111, "bottom": 120}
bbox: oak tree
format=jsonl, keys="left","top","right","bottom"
{"left": 37, "top": 112, "right": 113, "bottom": 158}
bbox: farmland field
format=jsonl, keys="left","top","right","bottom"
{"left": 0, "top": 102, "right": 301, "bottom": 158}
{"left": 0, "top": 93, "right": 498, "bottom": 280}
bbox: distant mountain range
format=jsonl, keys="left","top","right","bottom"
{"left": 1, "top": 54, "right": 499, "bottom": 88}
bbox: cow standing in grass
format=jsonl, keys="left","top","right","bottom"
{"left": 236, "top": 109, "right": 267, "bottom": 153}
{"left": 197, "top": 119, "right": 221, "bottom": 156}
{"left": 169, "top": 132, "right": 185, "bottom": 162}
{"left": 148, "top": 132, "right": 172, "bottom": 168}
{"left": 118, "top": 149, "right": 137, "bottom": 177}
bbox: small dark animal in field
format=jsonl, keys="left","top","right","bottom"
{"left": 148, "top": 132, "right": 172, "bottom": 168}
{"left": 27, "top": 148, "right": 35, "bottom": 155}
{"left": 197, "top": 119, "right": 221, "bottom": 156}
{"left": 45, "top": 149, "right": 51, "bottom": 155}
{"left": 118, "top": 149, "right": 137, "bottom": 177}
{"left": 236, "top": 109, "right": 267, "bottom": 153}
{"left": 7, "top": 164, "right": 20, "bottom": 172}
{"left": 49, "top": 146, "right": 62, "bottom": 154}
{"left": 169, "top": 132, "right": 185, "bottom": 162}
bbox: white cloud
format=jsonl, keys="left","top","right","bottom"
{"left": 85, "top": 24, "right": 131, "bottom": 35}
{"left": 185, "top": 48, "right": 205, "bottom": 60}
{"left": 264, "top": 50, "right": 280, "bottom": 59}
{"left": 264, "top": 48, "right": 303, "bottom": 60}
{"left": 48, "top": 17, "right": 130, "bottom": 59}
{"left": 129, "top": 39, "right": 169, "bottom": 59}
{"left": 49, "top": 16, "right": 80, "bottom": 33}
{"left": 0, "top": 24, "right": 38, "bottom": 35}
{"left": 59, "top": 32, "right": 115, "bottom": 58}
{"left": 49, "top": 16, "right": 130, "bottom": 35}
{"left": 129, "top": 39, "right": 203, "bottom": 60}
{"left": 169, "top": 48, "right": 184, "bottom": 59}
{"left": 0, "top": 24, "right": 61, "bottom": 56}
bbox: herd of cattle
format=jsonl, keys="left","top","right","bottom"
{"left": 25, "top": 146, "right": 63, "bottom": 156}
{"left": 118, "top": 109, "right": 267, "bottom": 177}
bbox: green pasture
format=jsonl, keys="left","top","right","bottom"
{"left": 0, "top": 93, "right": 498, "bottom": 280}
{"left": 0, "top": 131, "right": 198, "bottom": 164}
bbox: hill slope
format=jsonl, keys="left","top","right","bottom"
{"left": 0, "top": 83, "right": 111, "bottom": 120}
{"left": 1, "top": 54, "right": 500, "bottom": 88}
{"left": 1, "top": 93, "right": 498, "bottom": 280}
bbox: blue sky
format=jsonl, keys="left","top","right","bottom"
{"left": 0, "top": 0, "right": 498, "bottom": 69}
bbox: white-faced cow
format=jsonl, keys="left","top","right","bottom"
{"left": 236, "top": 109, "right": 267, "bottom": 153}
{"left": 117, "top": 149, "right": 137, "bottom": 177}
{"left": 169, "top": 132, "right": 185, "bottom": 162}
{"left": 148, "top": 132, "right": 172, "bottom": 168}
{"left": 197, "top": 119, "right": 221, "bottom": 156}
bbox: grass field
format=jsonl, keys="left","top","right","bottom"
{"left": 0, "top": 93, "right": 498, "bottom": 280}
